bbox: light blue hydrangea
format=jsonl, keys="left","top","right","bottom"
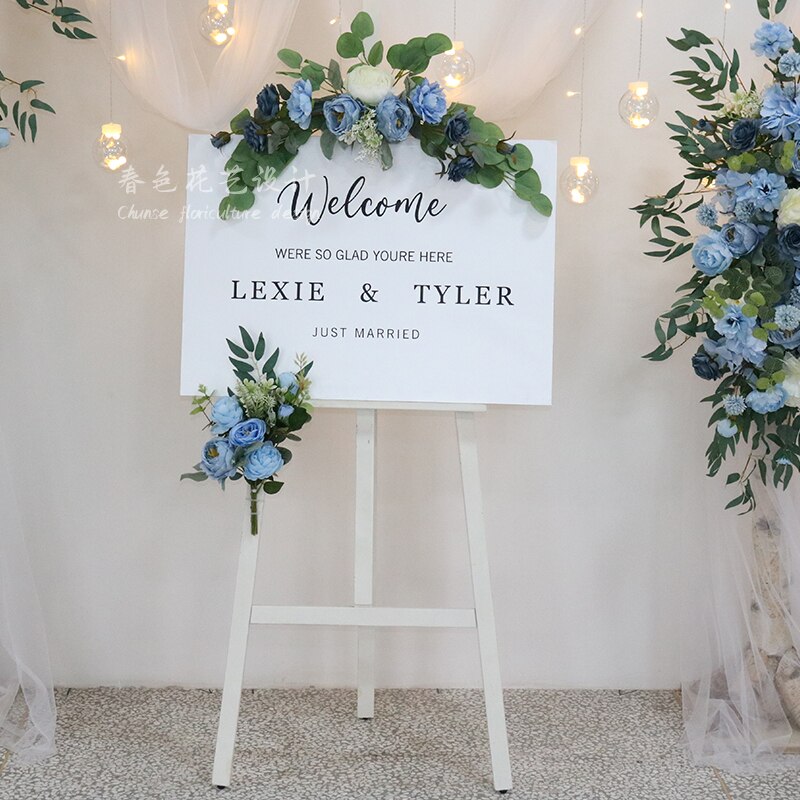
{"left": 779, "top": 52, "right": 800, "bottom": 77}
{"left": 723, "top": 395, "right": 747, "bottom": 416}
{"left": 774, "top": 304, "right": 800, "bottom": 330}
{"left": 759, "top": 84, "right": 800, "bottom": 140}
{"left": 746, "top": 385, "right": 788, "bottom": 414}
{"left": 717, "top": 419, "right": 738, "bottom": 438}
{"left": 696, "top": 203, "right": 718, "bottom": 227}
{"left": 752, "top": 21, "right": 794, "bottom": 59}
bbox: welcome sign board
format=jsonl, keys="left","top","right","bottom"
{"left": 181, "top": 136, "right": 556, "bottom": 405}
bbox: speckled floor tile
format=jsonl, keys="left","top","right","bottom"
{"left": 0, "top": 687, "right": 773, "bottom": 800}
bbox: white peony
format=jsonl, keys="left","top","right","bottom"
{"left": 346, "top": 66, "right": 393, "bottom": 106}
{"left": 782, "top": 354, "right": 800, "bottom": 408}
{"left": 777, "top": 188, "right": 800, "bottom": 228}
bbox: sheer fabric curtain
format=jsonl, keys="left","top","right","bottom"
{"left": 0, "top": 422, "right": 56, "bottom": 764}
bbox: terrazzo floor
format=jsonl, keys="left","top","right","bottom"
{"left": 1, "top": 688, "right": 798, "bottom": 799}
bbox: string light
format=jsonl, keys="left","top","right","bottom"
{"left": 94, "top": 0, "right": 128, "bottom": 171}
{"left": 437, "top": 0, "right": 475, "bottom": 90}
{"left": 618, "top": 0, "right": 659, "bottom": 128}
{"left": 199, "top": 1, "right": 236, "bottom": 46}
{"left": 560, "top": 0, "right": 598, "bottom": 205}
{"left": 566, "top": 90, "right": 580, "bottom": 97}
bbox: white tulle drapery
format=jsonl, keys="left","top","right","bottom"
{"left": 682, "top": 478, "right": 800, "bottom": 773}
{"left": 85, "top": 0, "right": 300, "bottom": 132}
{"left": 0, "top": 423, "right": 56, "bottom": 764}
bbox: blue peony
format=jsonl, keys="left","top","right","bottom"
{"left": 715, "top": 304, "right": 756, "bottom": 341}
{"left": 324, "top": 94, "right": 362, "bottom": 137}
{"left": 445, "top": 110, "right": 471, "bottom": 144}
{"left": 256, "top": 84, "right": 280, "bottom": 120}
{"left": 278, "top": 372, "right": 299, "bottom": 393}
{"left": 287, "top": 79, "right": 313, "bottom": 130}
{"left": 211, "top": 396, "right": 244, "bottom": 434}
{"left": 200, "top": 439, "right": 238, "bottom": 482}
{"left": 737, "top": 168, "right": 787, "bottom": 212}
{"left": 447, "top": 155, "right": 477, "bottom": 182}
{"left": 780, "top": 52, "right": 800, "bottom": 77}
{"left": 717, "top": 419, "right": 738, "bottom": 438}
{"left": 696, "top": 203, "right": 718, "bottom": 227}
{"left": 720, "top": 221, "right": 761, "bottom": 257}
{"left": 243, "top": 442, "right": 284, "bottom": 481}
{"left": 692, "top": 349, "right": 721, "bottom": 380}
{"left": 228, "top": 418, "right": 267, "bottom": 447}
{"left": 692, "top": 231, "right": 733, "bottom": 276}
{"left": 409, "top": 79, "right": 447, "bottom": 124}
{"left": 760, "top": 84, "right": 800, "bottom": 140}
{"left": 278, "top": 403, "right": 294, "bottom": 419}
{"left": 375, "top": 95, "right": 413, "bottom": 142}
{"left": 728, "top": 118, "right": 760, "bottom": 152}
{"left": 752, "top": 21, "right": 794, "bottom": 59}
{"left": 746, "top": 385, "right": 787, "bottom": 414}
{"left": 243, "top": 118, "right": 267, "bottom": 153}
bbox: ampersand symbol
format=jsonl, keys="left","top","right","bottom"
{"left": 360, "top": 283, "right": 378, "bottom": 302}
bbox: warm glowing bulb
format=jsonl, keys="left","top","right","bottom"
{"left": 571, "top": 188, "right": 586, "bottom": 204}
{"left": 560, "top": 155, "right": 599, "bottom": 205}
{"left": 213, "top": 31, "right": 228, "bottom": 43}
{"left": 619, "top": 81, "right": 659, "bottom": 129}
{"left": 724, "top": 1, "right": 731, "bottom": 9}
{"left": 94, "top": 122, "right": 128, "bottom": 171}
{"left": 566, "top": 90, "right": 579, "bottom": 97}
{"left": 200, "top": 1, "right": 235, "bottom": 45}
{"left": 115, "top": 54, "right": 126, "bottom": 61}
{"left": 437, "top": 41, "right": 476, "bottom": 91}
{"left": 226, "top": 26, "right": 235, "bottom": 35}
{"left": 636, "top": 10, "right": 643, "bottom": 18}
{"left": 574, "top": 26, "right": 583, "bottom": 35}
{"left": 216, "top": 3, "right": 228, "bottom": 12}
{"left": 329, "top": 16, "right": 339, "bottom": 25}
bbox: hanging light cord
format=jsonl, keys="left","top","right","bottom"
{"left": 452, "top": 0, "right": 458, "bottom": 40}
{"left": 338, "top": 0, "right": 342, "bottom": 35}
{"left": 722, "top": 1, "right": 729, "bottom": 47}
{"left": 578, "top": 0, "right": 587, "bottom": 153}
{"left": 107, "top": 0, "right": 114, "bottom": 119}
{"left": 637, "top": 0, "right": 645, "bottom": 81}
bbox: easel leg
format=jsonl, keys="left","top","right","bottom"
{"left": 211, "top": 498, "right": 264, "bottom": 788}
{"left": 355, "top": 408, "right": 376, "bottom": 719}
{"left": 456, "top": 412, "right": 513, "bottom": 793}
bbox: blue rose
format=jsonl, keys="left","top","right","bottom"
{"left": 229, "top": 418, "right": 267, "bottom": 447}
{"left": 752, "top": 21, "right": 794, "bottom": 59}
{"left": 278, "top": 403, "right": 294, "bottom": 419}
{"left": 287, "top": 79, "right": 313, "bottom": 130}
{"left": 278, "top": 372, "right": 299, "bottom": 393}
{"left": 324, "top": 94, "right": 362, "bottom": 137}
{"left": 375, "top": 95, "right": 413, "bottom": 142}
{"left": 692, "top": 350, "right": 721, "bottom": 380}
{"left": 717, "top": 419, "right": 738, "bottom": 438}
{"left": 243, "top": 442, "right": 284, "bottom": 481}
{"left": 200, "top": 439, "right": 238, "bottom": 482}
{"left": 728, "top": 118, "right": 759, "bottom": 152}
{"left": 243, "top": 118, "right": 267, "bottom": 153}
{"left": 746, "top": 386, "right": 787, "bottom": 414}
{"left": 445, "top": 110, "right": 470, "bottom": 145}
{"left": 210, "top": 396, "right": 244, "bottom": 434}
{"left": 256, "top": 84, "right": 280, "bottom": 120}
{"left": 692, "top": 231, "right": 733, "bottom": 276}
{"left": 720, "top": 221, "right": 761, "bottom": 257}
{"left": 410, "top": 79, "right": 447, "bottom": 124}
{"left": 779, "top": 224, "right": 800, "bottom": 261}
{"left": 447, "top": 155, "right": 477, "bottom": 182}
{"left": 210, "top": 131, "right": 231, "bottom": 149}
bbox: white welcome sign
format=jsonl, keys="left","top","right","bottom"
{"left": 181, "top": 135, "right": 556, "bottom": 405}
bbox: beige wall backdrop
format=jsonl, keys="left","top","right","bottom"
{"left": 0, "top": 0, "right": 767, "bottom": 689}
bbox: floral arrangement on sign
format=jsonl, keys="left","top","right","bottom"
{"left": 209, "top": 11, "right": 551, "bottom": 220}
{"left": 182, "top": 329, "right": 313, "bottom": 535}
{"left": 635, "top": 0, "right": 800, "bottom": 512}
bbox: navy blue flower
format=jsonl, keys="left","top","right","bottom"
{"left": 728, "top": 118, "right": 759, "bottom": 152}
{"left": 447, "top": 155, "right": 477, "bottom": 182}
{"left": 696, "top": 118, "right": 716, "bottom": 133}
{"left": 256, "top": 84, "right": 280, "bottom": 120}
{"left": 376, "top": 95, "right": 413, "bottom": 142}
{"left": 243, "top": 118, "right": 267, "bottom": 153}
{"left": 210, "top": 131, "right": 231, "bottom": 149}
{"left": 445, "top": 110, "right": 470, "bottom": 144}
{"left": 692, "top": 349, "right": 722, "bottom": 380}
{"left": 779, "top": 224, "right": 800, "bottom": 261}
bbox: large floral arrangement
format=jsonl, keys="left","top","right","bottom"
{"left": 210, "top": 12, "right": 551, "bottom": 220}
{"left": 635, "top": 0, "right": 800, "bottom": 511}
{"left": 182, "top": 329, "right": 313, "bottom": 535}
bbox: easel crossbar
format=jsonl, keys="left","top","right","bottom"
{"left": 249, "top": 605, "right": 477, "bottom": 628}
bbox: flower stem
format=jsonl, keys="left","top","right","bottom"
{"left": 249, "top": 485, "right": 259, "bottom": 536}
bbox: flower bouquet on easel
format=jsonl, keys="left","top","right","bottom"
{"left": 182, "top": 328, "right": 313, "bottom": 535}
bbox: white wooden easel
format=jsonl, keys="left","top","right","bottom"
{"left": 211, "top": 402, "right": 512, "bottom": 793}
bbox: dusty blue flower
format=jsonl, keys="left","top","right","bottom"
{"left": 737, "top": 168, "right": 786, "bottom": 212}
{"left": 746, "top": 385, "right": 787, "bottom": 414}
{"left": 200, "top": 439, "right": 238, "bottom": 482}
{"left": 752, "top": 21, "right": 794, "bottom": 59}
{"left": 287, "top": 79, "right": 313, "bottom": 130}
{"left": 278, "top": 372, "right": 299, "bottom": 393}
{"left": 243, "top": 118, "right": 267, "bottom": 153}
{"left": 734, "top": 198, "right": 757, "bottom": 220}
{"left": 789, "top": 286, "right": 800, "bottom": 306}
{"left": 696, "top": 119, "right": 716, "bottom": 133}
{"left": 779, "top": 224, "right": 800, "bottom": 261}
{"left": 775, "top": 304, "right": 800, "bottom": 331}
{"left": 256, "top": 84, "right": 280, "bottom": 120}
{"left": 723, "top": 395, "right": 747, "bottom": 416}
{"left": 715, "top": 304, "right": 756, "bottom": 341}
{"left": 211, "top": 396, "right": 244, "bottom": 434}
{"left": 760, "top": 84, "right": 800, "bottom": 140}
{"left": 769, "top": 327, "right": 800, "bottom": 348}
{"left": 229, "top": 418, "right": 267, "bottom": 447}
{"left": 375, "top": 95, "right": 413, "bottom": 142}
{"left": 243, "top": 442, "right": 284, "bottom": 481}
{"left": 324, "top": 94, "right": 362, "bottom": 137}
{"left": 720, "top": 221, "right": 761, "bottom": 256}
{"left": 447, "top": 155, "right": 477, "bottom": 182}
{"left": 410, "top": 79, "right": 447, "bottom": 124}
{"left": 780, "top": 52, "right": 800, "bottom": 77}
{"left": 210, "top": 131, "right": 231, "bottom": 149}
{"left": 696, "top": 203, "right": 718, "bottom": 227}
{"left": 728, "top": 118, "right": 760, "bottom": 152}
{"left": 692, "top": 349, "right": 721, "bottom": 380}
{"left": 717, "top": 419, "right": 738, "bottom": 438}
{"left": 278, "top": 403, "right": 294, "bottom": 419}
{"left": 692, "top": 231, "right": 733, "bottom": 276}
{"left": 445, "top": 111, "right": 471, "bottom": 144}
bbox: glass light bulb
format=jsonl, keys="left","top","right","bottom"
{"left": 437, "top": 42, "right": 476, "bottom": 90}
{"left": 199, "top": 1, "right": 235, "bottom": 46}
{"left": 560, "top": 156, "right": 599, "bottom": 205}
{"left": 618, "top": 81, "right": 659, "bottom": 129}
{"left": 93, "top": 122, "right": 128, "bottom": 171}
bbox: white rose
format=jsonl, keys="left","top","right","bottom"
{"left": 783, "top": 354, "right": 800, "bottom": 407}
{"left": 777, "top": 188, "right": 800, "bottom": 228}
{"left": 346, "top": 66, "right": 393, "bottom": 106}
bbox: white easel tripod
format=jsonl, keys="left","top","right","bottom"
{"left": 211, "top": 401, "right": 513, "bottom": 793}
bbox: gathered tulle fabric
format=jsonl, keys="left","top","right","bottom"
{"left": 0, "top": 423, "right": 56, "bottom": 764}
{"left": 682, "top": 477, "right": 800, "bottom": 773}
